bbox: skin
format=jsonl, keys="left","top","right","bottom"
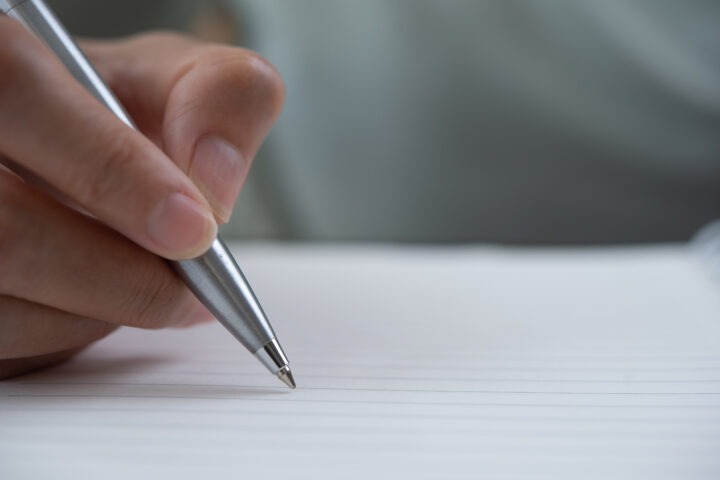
{"left": 0, "top": 17, "right": 285, "bottom": 378}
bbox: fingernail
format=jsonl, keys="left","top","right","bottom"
{"left": 190, "top": 135, "right": 248, "bottom": 223}
{"left": 148, "top": 192, "right": 217, "bottom": 259}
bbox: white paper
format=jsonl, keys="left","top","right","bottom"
{"left": 2, "top": 244, "right": 720, "bottom": 479}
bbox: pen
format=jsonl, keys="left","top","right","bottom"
{"left": 0, "top": 0, "right": 295, "bottom": 389}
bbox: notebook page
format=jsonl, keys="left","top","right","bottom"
{"left": 2, "top": 244, "right": 720, "bottom": 479}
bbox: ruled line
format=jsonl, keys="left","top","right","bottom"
{"left": 8, "top": 393, "right": 720, "bottom": 408}
{"left": 2, "top": 406, "right": 718, "bottom": 423}
{"left": 26, "top": 372, "right": 720, "bottom": 383}
{"left": 11, "top": 381, "right": 720, "bottom": 395}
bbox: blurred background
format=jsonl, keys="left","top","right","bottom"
{"left": 49, "top": 0, "right": 720, "bottom": 244}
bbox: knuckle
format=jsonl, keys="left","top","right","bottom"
{"left": 167, "top": 48, "right": 285, "bottom": 131}
{"left": 69, "top": 126, "right": 138, "bottom": 207}
{"left": 123, "top": 261, "right": 180, "bottom": 329}
{"left": 200, "top": 48, "right": 285, "bottom": 114}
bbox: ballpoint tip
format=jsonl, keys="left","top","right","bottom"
{"left": 277, "top": 367, "right": 296, "bottom": 389}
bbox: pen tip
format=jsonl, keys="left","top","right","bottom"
{"left": 277, "top": 367, "right": 296, "bottom": 389}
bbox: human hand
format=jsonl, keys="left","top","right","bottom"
{"left": 0, "top": 20, "right": 284, "bottom": 378}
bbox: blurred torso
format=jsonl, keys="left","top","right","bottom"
{"left": 54, "top": 0, "right": 720, "bottom": 243}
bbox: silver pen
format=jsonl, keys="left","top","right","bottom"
{"left": 0, "top": 0, "right": 295, "bottom": 389}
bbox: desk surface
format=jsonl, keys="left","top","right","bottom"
{"left": 2, "top": 243, "right": 719, "bottom": 479}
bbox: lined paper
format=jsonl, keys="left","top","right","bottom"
{"left": 2, "top": 244, "right": 720, "bottom": 479}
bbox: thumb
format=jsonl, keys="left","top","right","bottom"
{"left": 163, "top": 48, "right": 285, "bottom": 223}
{"left": 83, "top": 34, "right": 285, "bottom": 223}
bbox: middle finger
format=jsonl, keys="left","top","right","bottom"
{"left": 0, "top": 170, "right": 212, "bottom": 329}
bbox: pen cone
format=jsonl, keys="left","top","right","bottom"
{"left": 277, "top": 368, "right": 296, "bottom": 389}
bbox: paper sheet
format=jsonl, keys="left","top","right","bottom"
{"left": 2, "top": 244, "right": 720, "bottom": 479}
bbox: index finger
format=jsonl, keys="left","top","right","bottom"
{"left": 0, "top": 16, "right": 217, "bottom": 260}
